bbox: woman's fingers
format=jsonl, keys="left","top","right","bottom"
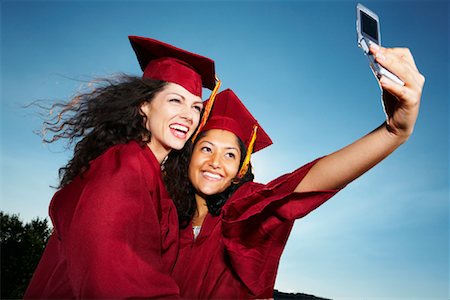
{"left": 370, "top": 45, "right": 425, "bottom": 95}
{"left": 368, "top": 45, "right": 425, "bottom": 138}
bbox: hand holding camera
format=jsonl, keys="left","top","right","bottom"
{"left": 356, "top": 3, "right": 424, "bottom": 140}
{"left": 356, "top": 3, "right": 405, "bottom": 86}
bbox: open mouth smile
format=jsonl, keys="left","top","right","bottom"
{"left": 202, "top": 171, "right": 223, "bottom": 181}
{"left": 169, "top": 123, "right": 189, "bottom": 138}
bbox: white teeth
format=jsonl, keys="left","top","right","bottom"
{"left": 170, "top": 124, "right": 188, "bottom": 133}
{"left": 203, "top": 171, "right": 221, "bottom": 180}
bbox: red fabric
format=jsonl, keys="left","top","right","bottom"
{"left": 202, "top": 116, "right": 246, "bottom": 144}
{"left": 201, "top": 89, "right": 272, "bottom": 153}
{"left": 143, "top": 58, "right": 202, "bottom": 97}
{"left": 129, "top": 36, "right": 216, "bottom": 97}
{"left": 171, "top": 158, "right": 340, "bottom": 299}
{"left": 24, "top": 141, "right": 180, "bottom": 299}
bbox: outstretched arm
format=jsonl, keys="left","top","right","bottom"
{"left": 296, "top": 45, "right": 425, "bottom": 192}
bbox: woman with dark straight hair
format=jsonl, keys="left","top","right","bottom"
{"left": 169, "top": 44, "right": 425, "bottom": 299}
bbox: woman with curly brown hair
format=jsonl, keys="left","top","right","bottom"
{"left": 24, "top": 36, "right": 218, "bottom": 299}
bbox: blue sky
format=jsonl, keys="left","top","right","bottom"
{"left": 1, "top": 1, "right": 448, "bottom": 299}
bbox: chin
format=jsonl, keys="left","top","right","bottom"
{"left": 171, "top": 144, "right": 184, "bottom": 151}
{"left": 200, "top": 186, "right": 226, "bottom": 196}
{"left": 168, "top": 140, "right": 187, "bottom": 150}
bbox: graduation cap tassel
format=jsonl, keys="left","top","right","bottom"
{"left": 191, "top": 75, "right": 221, "bottom": 142}
{"left": 237, "top": 124, "right": 258, "bottom": 179}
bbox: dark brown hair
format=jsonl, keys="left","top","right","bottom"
{"left": 36, "top": 74, "right": 169, "bottom": 188}
{"left": 164, "top": 131, "right": 254, "bottom": 228}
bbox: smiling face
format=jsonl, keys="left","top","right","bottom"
{"left": 140, "top": 82, "right": 203, "bottom": 162}
{"left": 188, "top": 129, "right": 242, "bottom": 199}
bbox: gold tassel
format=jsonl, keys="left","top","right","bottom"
{"left": 191, "top": 75, "right": 221, "bottom": 142}
{"left": 237, "top": 124, "right": 258, "bottom": 178}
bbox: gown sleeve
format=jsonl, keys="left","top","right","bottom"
{"left": 221, "top": 157, "right": 341, "bottom": 298}
{"left": 52, "top": 145, "right": 180, "bottom": 298}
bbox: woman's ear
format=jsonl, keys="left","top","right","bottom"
{"left": 231, "top": 177, "right": 241, "bottom": 185}
{"left": 139, "top": 101, "right": 151, "bottom": 117}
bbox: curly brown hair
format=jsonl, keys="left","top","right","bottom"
{"left": 35, "top": 74, "right": 182, "bottom": 188}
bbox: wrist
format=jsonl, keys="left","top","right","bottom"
{"left": 383, "top": 121, "right": 411, "bottom": 144}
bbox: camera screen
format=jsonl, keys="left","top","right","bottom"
{"left": 361, "top": 11, "right": 378, "bottom": 42}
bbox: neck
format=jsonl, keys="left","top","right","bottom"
{"left": 147, "top": 141, "right": 170, "bottom": 164}
{"left": 192, "top": 194, "right": 208, "bottom": 226}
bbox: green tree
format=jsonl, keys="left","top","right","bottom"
{"left": 1, "top": 211, "right": 51, "bottom": 299}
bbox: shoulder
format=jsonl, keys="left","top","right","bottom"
{"left": 49, "top": 141, "right": 161, "bottom": 236}
{"left": 228, "top": 181, "right": 264, "bottom": 202}
{"left": 93, "top": 141, "right": 155, "bottom": 173}
{"left": 222, "top": 181, "right": 263, "bottom": 212}
{"left": 100, "top": 140, "right": 146, "bottom": 163}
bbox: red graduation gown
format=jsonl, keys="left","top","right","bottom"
{"left": 24, "top": 141, "right": 180, "bottom": 299}
{"left": 171, "top": 158, "right": 340, "bottom": 299}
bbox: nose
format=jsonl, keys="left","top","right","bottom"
{"left": 208, "top": 152, "right": 221, "bottom": 169}
{"left": 180, "top": 104, "right": 193, "bottom": 124}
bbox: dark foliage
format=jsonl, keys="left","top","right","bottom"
{"left": 274, "top": 289, "right": 332, "bottom": 300}
{"left": 0, "top": 211, "right": 51, "bottom": 299}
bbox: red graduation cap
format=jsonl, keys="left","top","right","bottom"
{"left": 200, "top": 89, "right": 272, "bottom": 178}
{"left": 129, "top": 36, "right": 216, "bottom": 98}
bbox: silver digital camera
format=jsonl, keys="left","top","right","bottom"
{"left": 356, "top": 3, "right": 404, "bottom": 86}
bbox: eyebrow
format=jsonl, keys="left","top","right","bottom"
{"left": 168, "top": 92, "right": 185, "bottom": 100}
{"left": 200, "top": 140, "right": 239, "bottom": 151}
{"left": 169, "top": 92, "right": 203, "bottom": 106}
